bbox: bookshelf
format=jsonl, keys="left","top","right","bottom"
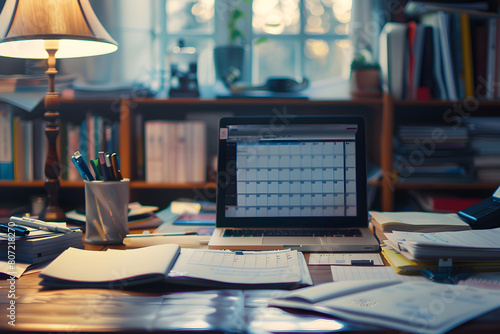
{"left": 1, "top": 95, "right": 499, "bottom": 213}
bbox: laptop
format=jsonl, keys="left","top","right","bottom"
{"left": 208, "top": 115, "right": 380, "bottom": 252}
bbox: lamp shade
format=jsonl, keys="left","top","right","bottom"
{"left": 0, "top": 0, "right": 118, "bottom": 59}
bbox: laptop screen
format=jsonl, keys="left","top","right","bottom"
{"left": 216, "top": 116, "right": 368, "bottom": 228}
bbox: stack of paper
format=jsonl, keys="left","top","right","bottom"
{"left": 381, "top": 245, "right": 500, "bottom": 275}
{"left": 369, "top": 211, "right": 471, "bottom": 233}
{"left": 0, "top": 227, "right": 83, "bottom": 264}
{"left": 384, "top": 227, "right": 500, "bottom": 261}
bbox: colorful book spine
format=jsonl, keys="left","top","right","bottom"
{"left": 0, "top": 106, "right": 14, "bottom": 180}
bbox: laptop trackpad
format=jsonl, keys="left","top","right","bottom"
{"left": 262, "top": 237, "right": 321, "bottom": 245}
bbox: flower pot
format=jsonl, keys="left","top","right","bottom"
{"left": 213, "top": 45, "right": 244, "bottom": 85}
{"left": 350, "top": 68, "right": 382, "bottom": 98}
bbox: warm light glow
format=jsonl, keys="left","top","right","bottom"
{"left": 253, "top": 0, "right": 300, "bottom": 34}
{"left": 0, "top": 39, "right": 118, "bottom": 59}
{"left": 305, "top": 39, "right": 329, "bottom": 58}
{"left": 332, "top": 0, "right": 351, "bottom": 23}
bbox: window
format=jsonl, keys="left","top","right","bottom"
{"left": 161, "top": 0, "right": 352, "bottom": 87}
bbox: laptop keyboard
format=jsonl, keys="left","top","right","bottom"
{"left": 223, "top": 229, "right": 363, "bottom": 237}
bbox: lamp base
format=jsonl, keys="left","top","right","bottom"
{"left": 39, "top": 205, "right": 66, "bottom": 222}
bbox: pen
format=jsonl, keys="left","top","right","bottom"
{"left": 104, "top": 153, "right": 116, "bottom": 181}
{"left": 71, "top": 151, "right": 95, "bottom": 181}
{"left": 125, "top": 232, "right": 198, "bottom": 238}
{"left": 10, "top": 216, "right": 73, "bottom": 234}
{"left": 110, "top": 153, "right": 123, "bottom": 180}
{"left": 0, "top": 223, "right": 30, "bottom": 236}
{"left": 98, "top": 151, "right": 111, "bottom": 181}
{"left": 90, "top": 159, "right": 103, "bottom": 180}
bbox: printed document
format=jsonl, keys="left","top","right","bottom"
{"left": 168, "top": 249, "right": 310, "bottom": 285}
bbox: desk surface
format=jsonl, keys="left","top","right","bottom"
{"left": 1, "top": 239, "right": 500, "bottom": 333}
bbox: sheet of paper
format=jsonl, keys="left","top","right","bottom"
{"left": 309, "top": 253, "right": 383, "bottom": 265}
{"left": 391, "top": 227, "right": 500, "bottom": 248}
{"left": 319, "top": 281, "right": 500, "bottom": 334}
{"left": 0, "top": 260, "right": 30, "bottom": 278}
{"left": 331, "top": 265, "right": 428, "bottom": 282}
{"left": 169, "top": 249, "right": 304, "bottom": 285}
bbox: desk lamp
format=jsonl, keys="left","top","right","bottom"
{"left": 0, "top": 0, "right": 118, "bottom": 221}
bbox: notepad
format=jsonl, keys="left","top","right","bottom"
{"left": 39, "top": 245, "right": 312, "bottom": 289}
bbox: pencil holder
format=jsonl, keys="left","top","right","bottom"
{"left": 84, "top": 179, "right": 129, "bottom": 244}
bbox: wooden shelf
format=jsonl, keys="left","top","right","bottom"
{"left": 0, "top": 181, "right": 83, "bottom": 188}
{"left": 394, "top": 182, "right": 499, "bottom": 190}
{"left": 130, "top": 181, "right": 216, "bottom": 189}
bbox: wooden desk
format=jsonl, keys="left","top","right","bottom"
{"left": 1, "top": 240, "right": 500, "bottom": 333}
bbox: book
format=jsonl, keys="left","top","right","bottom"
{"left": 369, "top": 211, "right": 471, "bottom": 233}
{"left": 384, "top": 227, "right": 500, "bottom": 261}
{"left": 269, "top": 279, "right": 500, "bottom": 334}
{"left": 409, "top": 190, "right": 482, "bottom": 213}
{"left": 39, "top": 244, "right": 312, "bottom": 289}
{"left": 379, "top": 22, "right": 408, "bottom": 99}
{"left": 460, "top": 13, "right": 474, "bottom": 98}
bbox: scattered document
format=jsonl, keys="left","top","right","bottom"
{"left": 270, "top": 280, "right": 500, "bottom": 334}
{"left": 309, "top": 253, "right": 383, "bottom": 265}
{"left": 330, "top": 265, "right": 427, "bottom": 282}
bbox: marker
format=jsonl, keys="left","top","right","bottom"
{"left": 98, "top": 152, "right": 110, "bottom": 181}
{"left": 10, "top": 216, "right": 73, "bottom": 234}
{"left": 104, "top": 153, "right": 116, "bottom": 181}
{"left": 0, "top": 223, "right": 30, "bottom": 236}
{"left": 90, "top": 159, "right": 103, "bottom": 180}
{"left": 71, "top": 151, "right": 94, "bottom": 181}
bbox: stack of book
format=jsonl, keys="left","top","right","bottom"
{"left": 145, "top": 120, "right": 207, "bottom": 184}
{"left": 465, "top": 117, "right": 500, "bottom": 182}
{"left": 393, "top": 125, "right": 474, "bottom": 183}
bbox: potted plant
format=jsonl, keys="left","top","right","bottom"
{"left": 349, "top": 54, "right": 382, "bottom": 98}
{"left": 213, "top": 1, "right": 249, "bottom": 86}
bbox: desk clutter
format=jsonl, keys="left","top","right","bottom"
{"left": 0, "top": 216, "right": 83, "bottom": 277}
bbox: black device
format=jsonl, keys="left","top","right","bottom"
{"left": 458, "top": 186, "right": 500, "bottom": 229}
{"left": 0, "top": 223, "right": 30, "bottom": 236}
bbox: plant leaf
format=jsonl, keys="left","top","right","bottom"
{"left": 254, "top": 37, "right": 268, "bottom": 45}
{"left": 231, "top": 9, "right": 245, "bottom": 22}
{"left": 230, "top": 30, "right": 244, "bottom": 44}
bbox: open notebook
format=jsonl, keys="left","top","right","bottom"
{"left": 208, "top": 116, "right": 379, "bottom": 252}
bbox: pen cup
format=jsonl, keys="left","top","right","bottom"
{"left": 84, "top": 179, "right": 129, "bottom": 244}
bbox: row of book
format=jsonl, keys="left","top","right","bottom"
{"left": 145, "top": 120, "right": 207, "bottom": 184}
{"left": 0, "top": 105, "right": 119, "bottom": 181}
{"left": 380, "top": 8, "right": 500, "bottom": 100}
{"left": 394, "top": 118, "right": 500, "bottom": 184}
{"left": 393, "top": 124, "right": 474, "bottom": 183}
